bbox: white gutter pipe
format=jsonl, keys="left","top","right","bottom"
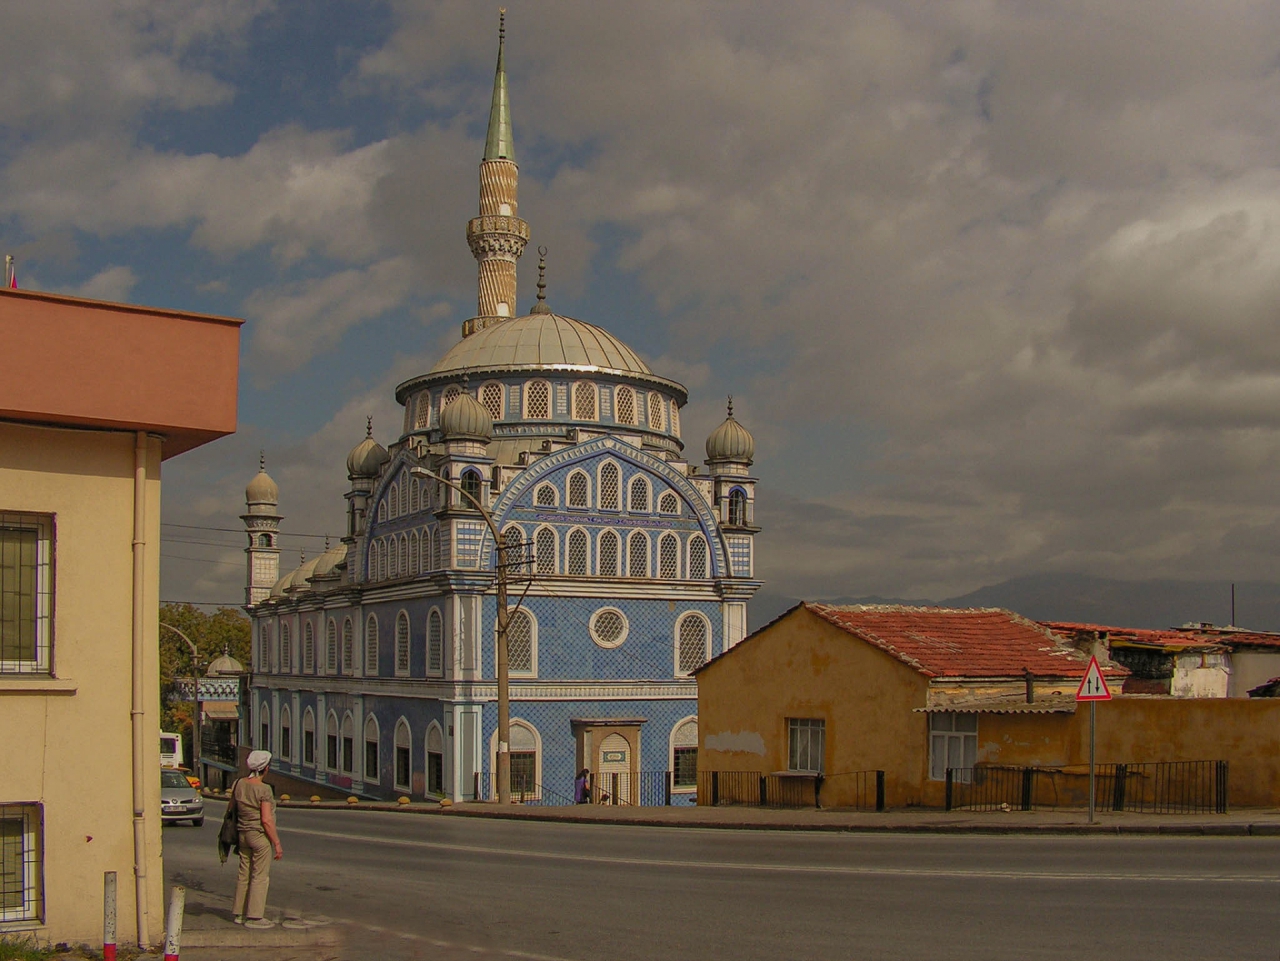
{"left": 130, "top": 431, "right": 150, "bottom": 948}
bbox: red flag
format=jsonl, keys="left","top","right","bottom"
{"left": 8, "top": 272, "right": 14, "bottom": 289}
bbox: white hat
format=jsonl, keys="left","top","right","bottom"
{"left": 247, "top": 750, "right": 272, "bottom": 773}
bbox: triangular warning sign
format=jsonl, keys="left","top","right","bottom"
{"left": 1076, "top": 655, "right": 1112, "bottom": 701}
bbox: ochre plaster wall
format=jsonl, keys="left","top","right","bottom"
{"left": 0, "top": 422, "right": 165, "bottom": 945}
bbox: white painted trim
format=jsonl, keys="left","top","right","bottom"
{"left": 668, "top": 714, "right": 698, "bottom": 793}
{"left": 674, "top": 611, "right": 713, "bottom": 677}
{"left": 363, "top": 713, "right": 381, "bottom": 783}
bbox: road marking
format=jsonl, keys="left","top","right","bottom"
{"left": 278, "top": 824, "right": 1280, "bottom": 884}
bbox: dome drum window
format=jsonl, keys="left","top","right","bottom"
{"left": 525, "top": 380, "right": 551, "bottom": 419}
{"left": 615, "top": 387, "right": 636, "bottom": 426}
{"left": 647, "top": 392, "right": 665, "bottom": 431}
{"left": 481, "top": 382, "right": 504, "bottom": 421}
{"left": 573, "top": 381, "right": 597, "bottom": 421}
{"left": 589, "top": 607, "right": 629, "bottom": 648}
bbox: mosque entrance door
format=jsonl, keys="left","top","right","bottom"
{"left": 598, "top": 733, "right": 632, "bottom": 804}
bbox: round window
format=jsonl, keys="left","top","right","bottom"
{"left": 589, "top": 608, "right": 629, "bottom": 649}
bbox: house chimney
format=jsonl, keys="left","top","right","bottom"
{"left": 1024, "top": 667, "right": 1035, "bottom": 704}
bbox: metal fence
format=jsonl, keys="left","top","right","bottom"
{"left": 945, "top": 760, "right": 1229, "bottom": 814}
{"left": 475, "top": 771, "right": 679, "bottom": 806}
{"left": 697, "top": 770, "right": 886, "bottom": 810}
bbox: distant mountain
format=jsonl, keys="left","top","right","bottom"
{"left": 748, "top": 574, "right": 1280, "bottom": 634}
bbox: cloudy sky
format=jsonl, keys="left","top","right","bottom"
{"left": 8, "top": 1, "right": 1280, "bottom": 610}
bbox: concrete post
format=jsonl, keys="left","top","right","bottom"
{"left": 162, "top": 886, "right": 185, "bottom": 961}
{"left": 103, "top": 872, "right": 117, "bottom": 961}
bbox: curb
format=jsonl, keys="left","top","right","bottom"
{"left": 179, "top": 926, "right": 340, "bottom": 949}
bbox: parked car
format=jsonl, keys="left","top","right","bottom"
{"left": 160, "top": 768, "right": 204, "bottom": 826}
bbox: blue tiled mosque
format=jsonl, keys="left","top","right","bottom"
{"left": 241, "top": 14, "right": 760, "bottom": 803}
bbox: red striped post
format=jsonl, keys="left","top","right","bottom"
{"left": 102, "top": 871, "right": 117, "bottom": 961}
{"left": 162, "top": 885, "right": 185, "bottom": 961}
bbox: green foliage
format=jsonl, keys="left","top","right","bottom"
{"left": 159, "top": 602, "right": 250, "bottom": 737}
{"left": 0, "top": 937, "right": 60, "bottom": 960}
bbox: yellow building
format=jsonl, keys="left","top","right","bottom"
{"left": 696, "top": 603, "right": 1280, "bottom": 810}
{"left": 0, "top": 289, "right": 240, "bottom": 947}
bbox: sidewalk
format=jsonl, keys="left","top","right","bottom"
{"left": 165, "top": 883, "right": 342, "bottom": 956}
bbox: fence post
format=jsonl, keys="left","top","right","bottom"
{"left": 472, "top": 771, "right": 479, "bottom": 801}
{"left": 945, "top": 768, "right": 954, "bottom": 811}
{"left": 815, "top": 774, "right": 824, "bottom": 809}
{"left": 665, "top": 771, "right": 672, "bottom": 806}
{"left": 711, "top": 770, "right": 719, "bottom": 806}
{"left": 1217, "top": 760, "right": 1229, "bottom": 814}
{"left": 759, "top": 775, "right": 768, "bottom": 806}
{"left": 1112, "top": 763, "right": 1127, "bottom": 812}
{"left": 1020, "top": 768, "right": 1033, "bottom": 811}
{"left": 612, "top": 772, "right": 619, "bottom": 805}
{"left": 103, "top": 871, "right": 117, "bottom": 961}
{"left": 875, "top": 771, "right": 885, "bottom": 812}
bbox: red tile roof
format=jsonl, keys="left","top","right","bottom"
{"left": 806, "top": 604, "right": 1125, "bottom": 680}
{"left": 1040, "top": 621, "right": 1226, "bottom": 652}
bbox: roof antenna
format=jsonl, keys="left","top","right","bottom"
{"left": 531, "top": 246, "right": 551, "bottom": 313}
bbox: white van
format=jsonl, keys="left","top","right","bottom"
{"left": 160, "top": 731, "right": 184, "bottom": 769}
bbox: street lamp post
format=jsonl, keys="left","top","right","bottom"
{"left": 411, "top": 466, "right": 514, "bottom": 805}
{"left": 160, "top": 623, "right": 202, "bottom": 787}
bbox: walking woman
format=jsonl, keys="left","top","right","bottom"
{"left": 232, "top": 750, "right": 284, "bottom": 928}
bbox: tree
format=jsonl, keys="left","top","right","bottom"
{"left": 159, "top": 603, "right": 250, "bottom": 748}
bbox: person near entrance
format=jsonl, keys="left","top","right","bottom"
{"left": 575, "top": 768, "right": 591, "bottom": 803}
{"left": 232, "top": 750, "right": 284, "bottom": 928}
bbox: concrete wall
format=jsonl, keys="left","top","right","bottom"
{"left": 1227, "top": 650, "right": 1280, "bottom": 697}
{"left": 0, "top": 422, "right": 165, "bottom": 944}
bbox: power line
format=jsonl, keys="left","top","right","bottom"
{"left": 162, "top": 600, "right": 244, "bottom": 609}
{"left": 162, "top": 521, "right": 333, "bottom": 540}
{"left": 160, "top": 553, "right": 246, "bottom": 568}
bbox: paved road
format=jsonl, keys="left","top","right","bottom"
{"left": 164, "top": 802, "right": 1280, "bottom": 961}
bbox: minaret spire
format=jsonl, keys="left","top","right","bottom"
{"left": 464, "top": 8, "right": 530, "bottom": 338}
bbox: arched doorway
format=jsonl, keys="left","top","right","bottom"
{"left": 598, "top": 733, "right": 631, "bottom": 804}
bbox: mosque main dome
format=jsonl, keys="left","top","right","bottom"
{"left": 429, "top": 311, "right": 652, "bottom": 377}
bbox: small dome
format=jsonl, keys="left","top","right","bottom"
{"left": 245, "top": 454, "right": 278, "bottom": 505}
{"left": 206, "top": 649, "right": 244, "bottom": 676}
{"left": 706, "top": 401, "right": 755, "bottom": 463}
{"left": 440, "top": 391, "right": 494, "bottom": 441}
{"left": 347, "top": 420, "right": 390, "bottom": 478}
{"left": 310, "top": 544, "right": 346, "bottom": 580}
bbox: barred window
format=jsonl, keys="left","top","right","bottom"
{"left": 648, "top": 392, "right": 665, "bottom": 430}
{"left": 326, "top": 619, "right": 338, "bottom": 673}
{"left": 399, "top": 535, "right": 409, "bottom": 577}
{"left": 341, "top": 713, "right": 355, "bottom": 774}
{"left": 394, "top": 719, "right": 412, "bottom": 791}
{"left": 365, "top": 615, "right": 379, "bottom": 675}
{"left": 279, "top": 622, "right": 291, "bottom": 673}
{"left": 594, "top": 466, "right": 616, "bottom": 513}
{"left": 729, "top": 489, "right": 748, "bottom": 526}
{"left": 502, "top": 526, "right": 528, "bottom": 576}
{"left": 627, "top": 531, "right": 649, "bottom": 578}
{"left": 672, "top": 718, "right": 698, "bottom": 788}
{"left": 364, "top": 715, "right": 380, "bottom": 783}
{"left": 589, "top": 607, "right": 627, "bottom": 648}
{"left": 0, "top": 804, "right": 42, "bottom": 922}
{"left": 302, "top": 708, "right": 315, "bottom": 765}
{"left": 659, "top": 491, "right": 679, "bottom": 515}
{"left": 432, "top": 527, "right": 443, "bottom": 570}
{"left": 573, "top": 381, "right": 597, "bottom": 420}
{"left": 507, "top": 608, "right": 534, "bottom": 674}
{"left": 389, "top": 483, "right": 399, "bottom": 519}
{"left": 303, "top": 622, "right": 315, "bottom": 673}
{"left": 428, "top": 609, "right": 443, "bottom": 676}
{"left": 409, "top": 531, "right": 419, "bottom": 575}
{"left": 567, "top": 529, "right": 589, "bottom": 576}
{"left": 670, "top": 400, "right": 681, "bottom": 438}
{"left": 598, "top": 530, "right": 620, "bottom": 577}
{"left": 395, "top": 611, "right": 410, "bottom": 676}
{"left": 676, "top": 614, "right": 709, "bottom": 676}
{"left": 568, "top": 471, "right": 589, "bottom": 508}
{"left": 482, "top": 382, "right": 504, "bottom": 421}
{"left": 688, "top": 535, "right": 709, "bottom": 579}
{"left": 526, "top": 380, "right": 550, "bottom": 419}
{"left": 789, "top": 718, "right": 826, "bottom": 774}
{"left": 461, "top": 470, "right": 483, "bottom": 507}
{"left": 379, "top": 538, "right": 388, "bottom": 580}
{"left": 0, "top": 513, "right": 52, "bottom": 674}
{"left": 399, "top": 476, "right": 409, "bottom": 516}
{"left": 415, "top": 392, "right": 431, "bottom": 429}
{"left": 410, "top": 479, "right": 420, "bottom": 513}
{"left": 615, "top": 386, "right": 636, "bottom": 425}
{"left": 535, "top": 527, "right": 557, "bottom": 575}
{"left": 442, "top": 385, "right": 461, "bottom": 413}
{"left": 378, "top": 500, "right": 387, "bottom": 523}
{"left": 420, "top": 529, "right": 431, "bottom": 571}
{"left": 659, "top": 533, "right": 680, "bottom": 579}
{"left": 629, "top": 476, "right": 650, "bottom": 512}
{"left": 342, "top": 618, "right": 354, "bottom": 673}
{"left": 535, "top": 484, "right": 557, "bottom": 508}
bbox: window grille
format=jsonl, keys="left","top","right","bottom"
{"left": 442, "top": 385, "right": 461, "bottom": 413}
{"left": 659, "top": 534, "right": 680, "bottom": 579}
{"left": 365, "top": 615, "right": 379, "bottom": 675}
{"left": 0, "top": 513, "right": 52, "bottom": 674}
{"left": 394, "top": 721, "right": 411, "bottom": 790}
{"left": 0, "top": 804, "right": 41, "bottom": 922}
{"left": 379, "top": 539, "right": 388, "bottom": 580}
{"left": 399, "top": 477, "right": 409, "bottom": 516}
{"left": 341, "top": 714, "right": 354, "bottom": 774}
{"left": 427, "top": 726, "right": 444, "bottom": 795}
{"left": 677, "top": 615, "right": 708, "bottom": 675}
{"left": 326, "top": 620, "right": 338, "bottom": 673}
{"left": 929, "top": 713, "right": 978, "bottom": 781}
{"left": 389, "top": 483, "right": 398, "bottom": 519}
{"left": 788, "top": 718, "right": 826, "bottom": 774}
{"left": 303, "top": 622, "right": 315, "bottom": 673}
{"left": 567, "top": 529, "right": 588, "bottom": 576}
{"left": 415, "top": 392, "right": 431, "bottom": 429}
{"left": 672, "top": 719, "right": 698, "bottom": 788}
{"left": 409, "top": 531, "right": 419, "bottom": 575}
{"left": 526, "top": 380, "right": 550, "bottom": 419}
{"left": 395, "top": 613, "right": 410, "bottom": 675}
{"left": 303, "top": 709, "right": 315, "bottom": 765}
{"left": 410, "top": 479, "right": 419, "bottom": 513}
{"left": 428, "top": 609, "right": 443, "bottom": 676}
{"left": 670, "top": 400, "right": 680, "bottom": 437}
{"left": 261, "top": 705, "right": 270, "bottom": 755}
{"left": 573, "top": 381, "right": 597, "bottom": 420}
{"left": 364, "top": 716, "right": 379, "bottom": 782}
{"left": 507, "top": 609, "right": 534, "bottom": 674}
{"left": 629, "top": 476, "right": 649, "bottom": 512}
{"left": 387, "top": 538, "right": 396, "bottom": 578}
{"left": 399, "top": 536, "right": 409, "bottom": 576}
{"left": 460, "top": 470, "right": 482, "bottom": 507}
{"left": 535, "top": 527, "right": 557, "bottom": 575}
{"left": 599, "top": 463, "right": 621, "bottom": 511}
{"left": 689, "top": 536, "right": 708, "bottom": 579}
{"left": 378, "top": 501, "right": 387, "bottom": 522}
{"left": 627, "top": 531, "right": 649, "bottom": 578}
{"left": 511, "top": 751, "right": 537, "bottom": 795}
{"left": 589, "top": 608, "right": 627, "bottom": 648}
{"left": 648, "top": 392, "right": 665, "bottom": 430}
{"left": 432, "top": 528, "right": 442, "bottom": 570}
{"left": 482, "top": 382, "right": 504, "bottom": 421}
{"left": 342, "top": 619, "right": 354, "bottom": 673}
{"left": 535, "top": 484, "right": 557, "bottom": 508}
{"left": 728, "top": 489, "right": 748, "bottom": 526}
{"left": 568, "top": 472, "right": 589, "bottom": 508}
{"left": 598, "top": 531, "right": 620, "bottom": 577}
{"left": 659, "top": 491, "right": 679, "bottom": 514}
{"left": 615, "top": 387, "right": 635, "bottom": 425}
{"left": 420, "top": 529, "right": 430, "bottom": 571}
{"left": 280, "top": 707, "right": 292, "bottom": 760}
{"left": 279, "top": 622, "right": 291, "bottom": 672}
{"left": 326, "top": 714, "right": 339, "bottom": 770}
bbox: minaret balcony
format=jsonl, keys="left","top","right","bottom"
{"left": 466, "top": 215, "right": 530, "bottom": 258}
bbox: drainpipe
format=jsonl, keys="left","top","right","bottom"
{"left": 130, "top": 431, "right": 151, "bottom": 948}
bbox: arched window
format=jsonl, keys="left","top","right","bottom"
{"left": 399, "top": 476, "right": 409, "bottom": 516}
{"left": 627, "top": 531, "right": 649, "bottom": 578}
{"left": 364, "top": 715, "right": 380, "bottom": 783}
{"left": 599, "top": 462, "right": 621, "bottom": 511}
{"left": 258, "top": 533, "right": 272, "bottom": 547}
{"left": 481, "top": 382, "right": 504, "bottom": 421}
{"left": 427, "top": 609, "right": 444, "bottom": 676}
{"left": 389, "top": 483, "right": 399, "bottom": 519}
{"left": 395, "top": 611, "right": 410, "bottom": 676}
{"left": 670, "top": 400, "right": 681, "bottom": 437}
{"left": 566, "top": 528, "right": 589, "bottom": 576}
{"left": 534, "top": 483, "right": 557, "bottom": 508}
{"left": 728, "top": 489, "right": 748, "bottom": 526}
{"left": 409, "top": 531, "right": 419, "bottom": 575}
{"left": 676, "top": 614, "right": 710, "bottom": 676}
{"left": 410, "top": 479, "right": 420, "bottom": 513}
{"left": 426, "top": 723, "right": 445, "bottom": 796}
{"left": 629, "top": 476, "right": 650, "bottom": 513}
{"left": 688, "top": 535, "right": 709, "bottom": 579}
{"left": 432, "top": 527, "right": 443, "bottom": 570}
{"left": 503, "top": 526, "right": 529, "bottom": 576}
{"left": 280, "top": 704, "right": 292, "bottom": 762}
{"left": 573, "top": 381, "right": 597, "bottom": 420}
{"left": 280, "top": 622, "right": 291, "bottom": 673}
{"left": 598, "top": 530, "right": 620, "bottom": 577}
{"left": 659, "top": 491, "right": 679, "bottom": 515}
{"left": 525, "top": 380, "right": 551, "bottom": 419}
{"left": 420, "top": 529, "right": 430, "bottom": 571}
{"left": 399, "top": 535, "right": 409, "bottom": 576}
{"left": 535, "top": 526, "right": 557, "bottom": 575}
{"left": 259, "top": 703, "right": 270, "bottom": 754}
{"left": 567, "top": 471, "right": 589, "bottom": 508}
{"left": 302, "top": 708, "right": 315, "bottom": 765}
{"left": 442, "top": 384, "right": 461, "bottom": 413}
{"left": 378, "top": 500, "right": 387, "bottom": 522}
{"left": 460, "top": 469, "right": 483, "bottom": 507}
{"left": 326, "top": 619, "right": 338, "bottom": 673}
{"left": 615, "top": 386, "right": 636, "bottom": 426}
{"left": 387, "top": 537, "right": 397, "bottom": 578}
{"left": 341, "top": 713, "right": 355, "bottom": 774}
{"left": 378, "top": 538, "right": 388, "bottom": 580}
{"left": 508, "top": 720, "right": 540, "bottom": 798}
{"left": 365, "top": 614, "right": 379, "bottom": 675}
{"left": 326, "top": 711, "right": 339, "bottom": 770}
{"left": 303, "top": 621, "right": 315, "bottom": 673}
{"left": 671, "top": 717, "right": 698, "bottom": 789}
{"left": 659, "top": 533, "right": 680, "bottom": 579}
{"left": 648, "top": 392, "right": 665, "bottom": 430}
{"left": 506, "top": 608, "right": 535, "bottom": 675}
{"left": 394, "top": 719, "right": 412, "bottom": 792}
{"left": 415, "top": 392, "right": 431, "bottom": 429}
{"left": 342, "top": 618, "right": 354, "bottom": 673}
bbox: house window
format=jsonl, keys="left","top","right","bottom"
{"left": 535, "top": 527, "right": 557, "bottom": 575}
{"left": 567, "top": 471, "right": 589, "bottom": 508}
{"left": 280, "top": 706, "right": 292, "bottom": 761}
{"left": 676, "top": 614, "right": 709, "bottom": 676}
{"left": 427, "top": 609, "right": 444, "bottom": 676}
{"left": 506, "top": 608, "right": 535, "bottom": 675}
{"left": 303, "top": 622, "right": 314, "bottom": 673}
{"left": 659, "top": 533, "right": 680, "bottom": 579}
{"left": 627, "top": 531, "right": 649, "bottom": 578}
{"left": 573, "top": 381, "right": 597, "bottom": 420}
{"left": 481, "top": 382, "right": 504, "bottom": 421}
{"left": 671, "top": 718, "right": 698, "bottom": 789}
{"left": 598, "top": 463, "right": 621, "bottom": 511}
{"left": 688, "top": 536, "right": 708, "bottom": 579}
{"left": 628, "top": 476, "right": 650, "bottom": 513}
{"left": 395, "top": 612, "right": 410, "bottom": 676}
{"left": 302, "top": 709, "right": 315, "bottom": 765}
{"left": 0, "top": 804, "right": 42, "bottom": 923}
{"left": 326, "top": 620, "right": 338, "bottom": 674}
{"left": 728, "top": 489, "right": 748, "bottom": 526}
{"left": 326, "top": 713, "right": 339, "bottom": 770}
{"left": 341, "top": 714, "right": 354, "bottom": 774}
{"left": 525, "top": 380, "right": 550, "bottom": 419}
{"left": 566, "top": 529, "right": 589, "bottom": 576}
{"left": 0, "top": 513, "right": 52, "bottom": 674}
{"left": 364, "top": 716, "right": 379, "bottom": 782}
{"left": 394, "top": 720, "right": 412, "bottom": 792}
{"left": 598, "top": 530, "right": 620, "bottom": 577}
{"left": 929, "top": 713, "right": 978, "bottom": 781}
{"left": 788, "top": 718, "right": 825, "bottom": 774}
{"left": 427, "top": 724, "right": 444, "bottom": 796}
{"left": 647, "top": 392, "right": 665, "bottom": 430}
{"left": 365, "top": 615, "right": 379, "bottom": 675}
{"left": 615, "top": 386, "right": 636, "bottom": 425}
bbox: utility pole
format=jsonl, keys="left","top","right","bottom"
{"left": 161, "top": 622, "right": 203, "bottom": 787}
{"left": 411, "top": 465, "right": 517, "bottom": 804}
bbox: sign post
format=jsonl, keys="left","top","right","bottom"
{"left": 1075, "top": 655, "right": 1112, "bottom": 824}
